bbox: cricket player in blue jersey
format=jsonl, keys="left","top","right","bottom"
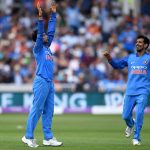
{"left": 103, "top": 35, "right": 150, "bottom": 146}
{"left": 22, "top": 1, "right": 62, "bottom": 148}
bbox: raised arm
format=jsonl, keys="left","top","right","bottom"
{"left": 103, "top": 50, "right": 128, "bottom": 69}
{"left": 47, "top": 2, "right": 57, "bottom": 47}
{"left": 34, "top": 1, "right": 44, "bottom": 52}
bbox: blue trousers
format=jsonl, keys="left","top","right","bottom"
{"left": 122, "top": 94, "right": 148, "bottom": 141}
{"left": 25, "top": 76, "right": 54, "bottom": 140}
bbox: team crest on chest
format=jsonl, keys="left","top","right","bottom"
{"left": 143, "top": 60, "right": 148, "bottom": 64}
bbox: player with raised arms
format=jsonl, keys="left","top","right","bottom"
{"left": 22, "top": 1, "right": 63, "bottom": 148}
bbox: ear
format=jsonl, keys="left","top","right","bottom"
{"left": 144, "top": 44, "right": 148, "bottom": 49}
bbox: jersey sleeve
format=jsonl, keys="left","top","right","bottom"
{"left": 33, "top": 20, "right": 44, "bottom": 53}
{"left": 109, "top": 56, "right": 129, "bottom": 69}
{"left": 47, "top": 13, "right": 56, "bottom": 47}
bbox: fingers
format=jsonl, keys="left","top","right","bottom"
{"left": 37, "top": 1, "right": 40, "bottom": 9}
{"left": 103, "top": 50, "right": 110, "bottom": 57}
{"left": 103, "top": 50, "right": 109, "bottom": 54}
{"left": 103, "top": 52, "right": 109, "bottom": 57}
{"left": 37, "top": 1, "right": 42, "bottom": 11}
{"left": 104, "top": 49, "right": 111, "bottom": 55}
{"left": 37, "top": 1, "right": 43, "bottom": 18}
{"left": 51, "top": 0, "right": 56, "bottom": 5}
{"left": 50, "top": 0, "right": 57, "bottom": 11}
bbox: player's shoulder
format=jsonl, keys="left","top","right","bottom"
{"left": 145, "top": 52, "right": 150, "bottom": 56}
{"left": 128, "top": 53, "right": 136, "bottom": 58}
{"left": 33, "top": 44, "right": 44, "bottom": 54}
{"left": 144, "top": 52, "right": 150, "bottom": 59}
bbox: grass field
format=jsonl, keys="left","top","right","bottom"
{"left": 0, "top": 114, "right": 150, "bottom": 150}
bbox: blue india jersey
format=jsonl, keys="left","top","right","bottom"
{"left": 33, "top": 13, "right": 56, "bottom": 81}
{"left": 109, "top": 53, "right": 150, "bottom": 95}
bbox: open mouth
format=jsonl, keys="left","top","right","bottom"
{"left": 136, "top": 45, "right": 140, "bottom": 49}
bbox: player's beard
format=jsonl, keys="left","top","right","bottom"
{"left": 137, "top": 46, "right": 145, "bottom": 52}
{"left": 137, "top": 49, "right": 143, "bottom": 52}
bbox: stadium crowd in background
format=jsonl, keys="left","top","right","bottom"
{"left": 0, "top": 0, "right": 150, "bottom": 91}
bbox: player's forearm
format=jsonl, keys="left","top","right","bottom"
{"left": 35, "top": 1, "right": 44, "bottom": 47}
{"left": 109, "top": 59, "right": 121, "bottom": 69}
{"left": 34, "top": 20, "right": 44, "bottom": 49}
{"left": 47, "top": 13, "right": 56, "bottom": 45}
{"left": 49, "top": 12, "right": 56, "bottom": 20}
{"left": 37, "top": 20, "right": 44, "bottom": 34}
{"left": 109, "top": 58, "right": 127, "bottom": 69}
{"left": 48, "top": 13, "right": 56, "bottom": 33}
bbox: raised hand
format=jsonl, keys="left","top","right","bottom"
{"left": 44, "top": 1, "right": 57, "bottom": 16}
{"left": 37, "top": 1, "right": 43, "bottom": 18}
{"left": 103, "top": 49, "right": 112, "bottom": 61}
{"left": 50, "top": 1, "right": 57, "bottom": 13}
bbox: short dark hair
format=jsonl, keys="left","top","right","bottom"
{"left": 32, "top": 30, "right": 38, "bottom": 42}
{"left": 137, "top": 35, "right": 150, "bottom": 49}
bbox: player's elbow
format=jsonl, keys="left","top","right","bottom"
{"left": 113, "top": 65, "right": 125, "bottom": 69}
{"left": 112, "top": 65, "right": 120, "bottom": 69}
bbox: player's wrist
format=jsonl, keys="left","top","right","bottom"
{"left": 38, "top": 14, "right": 43, "bottom": 20}
{"left": 107, "top": 56, "right": 112, "bottom": 61}
{"left": 51, "top": 10, "right": 56, "bottom": 13}
{"left": 50, "top": 12, "right": 56, "bottom": 17}
{"left": 39, "top": 16, "right": 43, "bottom": 20}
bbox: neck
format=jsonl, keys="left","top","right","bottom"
{"left": 137, "top": 49, "right": 145, "bottom": 56}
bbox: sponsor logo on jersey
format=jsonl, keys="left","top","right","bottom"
{"left": 131, "top": 65, "right": 147, "bottom": 75}
{"left": 131, "top": 70, "right": 147, "bottom": 74}
{"left": 45, "top": 51, "right": 53, "bottom": 61}
{"left": 131, "top": 66, "right": 147, "bottom": 69}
